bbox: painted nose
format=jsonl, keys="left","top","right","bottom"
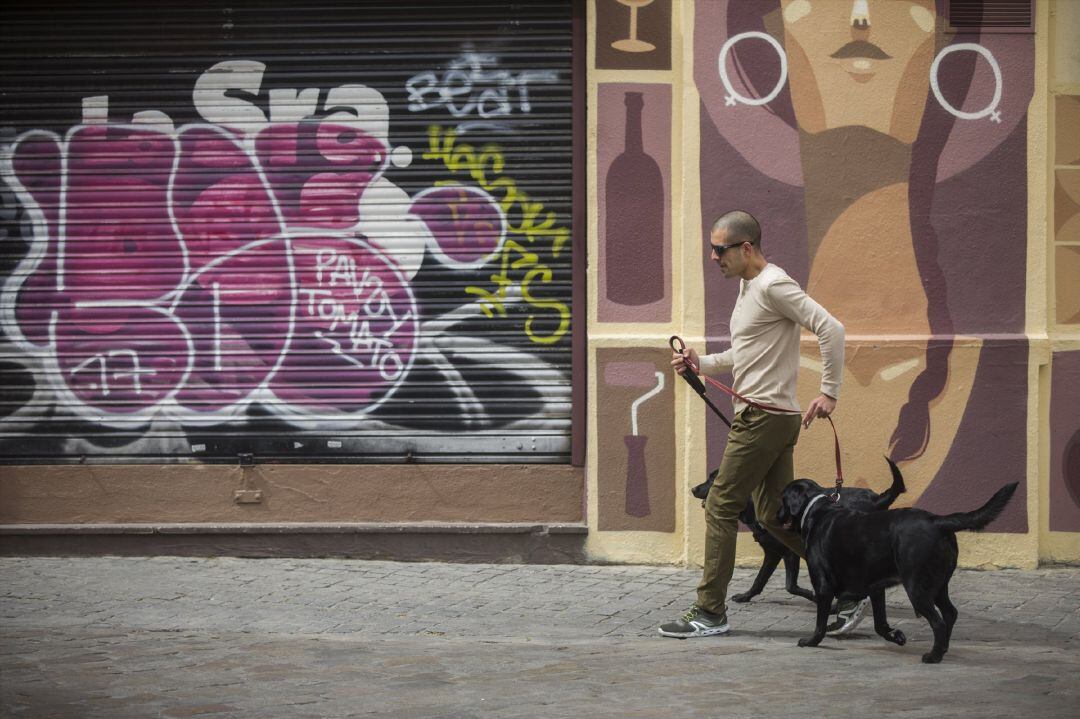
{"left": 851, "top": 0, "right": 870, "bottom": 29}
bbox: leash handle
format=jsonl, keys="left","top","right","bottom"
{"left": 669, "top": 335, "right": 731, "bottom": 427}
{"left": 669, "top": 335, "right": 709, "bottom": 398}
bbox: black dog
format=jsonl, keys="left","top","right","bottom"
{"left": 777, "top": 463, "right": 1018, "bottom": 663}
{"left": 691, "top": 463, "right": 905, "bottom": 604}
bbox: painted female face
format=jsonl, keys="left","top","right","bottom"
{"left": 779, "top": 0, "right": 937, "bottom": 143}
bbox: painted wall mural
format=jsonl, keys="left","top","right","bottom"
{"left": 0, "top": 5, "right": 574, "bottom": 463}
{"left": 597, "top": 347, "right": 675, "bottom": 531}
{"left": 597, "top": 83, "right": 672, "bottom": 322}
{"left": 1055, "top": 95, "right": 1080, "bottom": 326}
{"left": 1050, "top": 351, "right": 1080, "bottom": 533}
{"left": 595, "top": 0, "right": 672, "bottom": 71}
{"left": 689, "top": 0, "right": 1032, "bottom": 529}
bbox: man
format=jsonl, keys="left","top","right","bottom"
{"left": 659, "top": 210, "right": 868, "bottom": 638}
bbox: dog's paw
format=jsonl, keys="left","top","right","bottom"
{"left": 885, "top": 629, "right": 906, "bottom": 646}
{"left": 921, "top": 651, "right": 943, "bottom": 664}
{"left": 731, "top": 593, "right": 752, "bottom": 603}
{"left": 797, "top": 637, "right": 821, "bottom": 648}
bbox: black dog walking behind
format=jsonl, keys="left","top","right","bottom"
{"left": 778, "top": 474, "right": 1018, "bottom": 664}
{"left": 692, "top": 459, "right": 906, "bottom": 604}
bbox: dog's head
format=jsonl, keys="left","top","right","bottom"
{"left": 738, "top": 501, "right": 759, "bottom": 528}
{"left": 693, "top": 469, "right": 761, "bottom": 530}
{"left": 777, "top": 479, "right": 827, "bottom": 532}
{"left": 691, "top": 468, "right": 720, "bottom": 502}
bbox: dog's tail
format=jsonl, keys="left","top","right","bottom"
{"left": 931, "top": 483, "right": 1019, "bottom": 533}
{"left": 870, "top": 457, "right": 907, "bottom": 511}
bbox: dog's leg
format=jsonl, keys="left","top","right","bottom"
{"left": 909, "top": 596, "right": 948, "bottom": 663}
{"left": 782, "top": 553, "right": 816, "bottom": 602}
{"left": 797, "top": 591, "right": 833, "bottom": 648}
{"left": 934, "top": 585, "right": 958, "bottom": 653}
{"left": 869, "top": 590, "right": 905, "bottom": 646}
{"left": 732, "top": 552, "right": 781, "bottom": 603}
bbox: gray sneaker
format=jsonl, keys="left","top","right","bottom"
{"left": 826, "top": 597, "right": 870, "bottom": 636}
{"left": 658, "top": 606, "right": 730, "bottom": 638}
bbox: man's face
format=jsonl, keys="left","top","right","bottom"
{"left": 710, "top": 228, "right": 747, "bottom": 279}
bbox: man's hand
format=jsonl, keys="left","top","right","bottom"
{"left": 670, "top": 347, "right": 700, "bottom": 376}
{"left": 802, "top": 394, "right": 836, "bottom": 429}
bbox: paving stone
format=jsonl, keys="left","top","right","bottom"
{"left": 0, "top": 558, "right": 1077, "bottom": 718}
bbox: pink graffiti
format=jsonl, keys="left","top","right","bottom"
{"left": 256, "top": 120, "right": 386, "bottom": 229}
{"left": 7, "top": 119, "right": 417, "bottom": 420}
{"left": 274, "top": 236, "right": 417, "bottom": 409}
{"left": 408, "top": 185, "right": 505, "bottom": 267}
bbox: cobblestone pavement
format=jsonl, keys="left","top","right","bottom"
{"left": 1, "top": 557, "right": 1078, "bottom": 718}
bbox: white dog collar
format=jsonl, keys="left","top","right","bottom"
{"left": 799, "top": 494, "right": 828, "bottom": 529}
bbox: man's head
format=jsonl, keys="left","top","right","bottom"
{"left": 709, "top": 210, "right": 764, "bottom": 279}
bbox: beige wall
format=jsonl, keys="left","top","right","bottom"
{"left": 586, "top": 0, "right": 1080, "bottom": 568}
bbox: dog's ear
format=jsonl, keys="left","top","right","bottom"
{"left": 777, "top": 485, "right": 795, "bottom": 524}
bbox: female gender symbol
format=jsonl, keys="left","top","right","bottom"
{"left": 931, "top": 43, "right": 1003, "bottom": 124}
{"left": 717, "top": 31, "right": 788, "bottom": 107}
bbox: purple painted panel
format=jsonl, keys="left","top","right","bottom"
{"left": 916, "top": 340, "right": 1027, "bottom": 532}
{"left": 597, "top": 83, "right": 671, "bottom": 322}
{"left": 1050, "top": 351, "right": 1080, "bottom": 532}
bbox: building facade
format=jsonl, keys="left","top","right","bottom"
{"left": 1, "top": 0, "right": 1077, "bottom": 568}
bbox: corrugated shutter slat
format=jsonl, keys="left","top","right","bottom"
{"left": 0, "top": 0, "right": 575, "bottom": 465}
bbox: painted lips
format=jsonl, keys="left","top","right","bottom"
{"left": 831, "top": 41, "right": 891, "bottom": 60}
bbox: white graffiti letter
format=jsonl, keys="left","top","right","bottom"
{"left": 194, "top": 60, "right": 268, "bottom": 134}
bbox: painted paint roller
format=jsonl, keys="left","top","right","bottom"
{"left": 604, "top": 362, "right": 666, "bottom": 517}
{"left": 604, "top": 362, "right": 666, "bottom": 434}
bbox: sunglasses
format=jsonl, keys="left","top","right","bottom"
{"left": 709, "top": 240, "right": 749, "bottom": 256}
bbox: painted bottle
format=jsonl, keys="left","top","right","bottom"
{"left": 605, "top": 91, "right": 664, "bottom": 306}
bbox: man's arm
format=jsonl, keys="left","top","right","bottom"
{"left": 698, "top": 349, "right": 735, "bottom": 376}
{"left": 670, "top": 347, "right": 734, "bottom": 376}
{"left": 765, "top": 277, "right": 845, "bottom": 426}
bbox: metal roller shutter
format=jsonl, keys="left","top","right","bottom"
{"left": 0, "top": 0, "right": 576, "bottom": 464}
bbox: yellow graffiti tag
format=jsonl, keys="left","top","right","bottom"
{"left": 424, "top": 124, "right": 571, "bottom": 346}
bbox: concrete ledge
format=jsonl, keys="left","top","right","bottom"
{"left": 0, "top": 523, "right": 590, "bottom": 564}
{"left": 0, "top": 464, "right": 585, "bottom": 525}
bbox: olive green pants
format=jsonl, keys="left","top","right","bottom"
{"left": 697, "top": 406, "right": 806, "bottom": 616}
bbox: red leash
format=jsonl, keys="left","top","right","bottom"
{"left": 669, "top": 335, "right": 845, "bottom": 500}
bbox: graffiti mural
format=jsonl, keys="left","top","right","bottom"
{"left": 0, "top": 4, "right": 574, "bottom": 463}
{"left": 690, "top": 0, "right": 1032, "bottom": 529}
{"left": 405, "top": 52, "right": 560, "bottom": 135}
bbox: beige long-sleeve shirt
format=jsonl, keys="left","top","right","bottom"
{"left": 698, "top": 263, "right": 844, "bottom": 415}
